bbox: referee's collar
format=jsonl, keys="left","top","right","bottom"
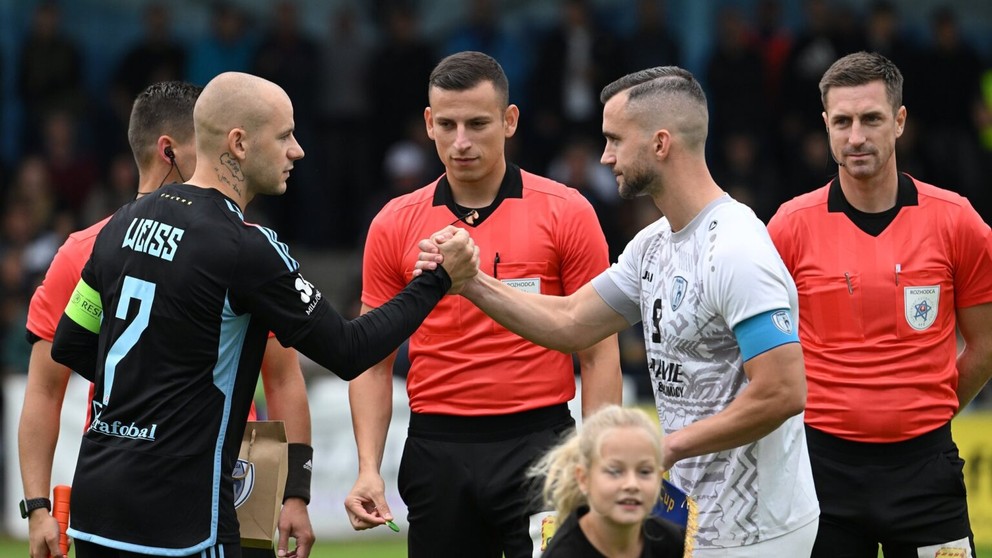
{"left": 827, "top": 172, "right": 918, "bottom": 213}
{"left": 432, "top": 161, "right": 523, "bottom": 226}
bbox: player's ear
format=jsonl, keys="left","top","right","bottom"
{"left": 894, "top": 106, "right": 907, "bottom": 138}
{"left": 424, "top": 107, "right": 435, "bottom": 140}
{"left": 504, "top": 104, "right": 519, "bottom": 138}
{"left": 654, "top": 129, "right": 672, "bottom": 160}
{"left": 228, "top": 128, "right": 248, "bottom": 160}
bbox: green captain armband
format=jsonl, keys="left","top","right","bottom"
{"left": 65, "top": 279, "right": 103, "bottom": 333}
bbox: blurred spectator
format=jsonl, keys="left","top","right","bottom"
{"left": 112, "top": 3, "right": 187, "bottom": 103}
{"left": 441, "top": 0, "right": 530, "bottom": 96}
{"left": 0, "top": 181, "right": 66, "bottom": 375}
{"left": 706, "top": 6, "right": 767, "bottom": 149}
{"left": 252, "top": 1, "right": 318, "bottom": 119}
{"left": 17, "top": 1, "right": 86, "bottom": 153}
{"left": 5, "top": 157, "right": 58, "bottom": 239}
{"left": 864, "top": 1, "right": 917, "bottom": 72}
{"left": 831, "top": 3, "right": 868, "bottom": 55}
{"left": 712, "top": 132, "right": 782, "bottom": 222}
{"left": 915, "top": 5, "right": 985, "bottom": 203}
{"left": 546, "top": 136, "right": 625, "bottom": 260}
{"left": 367, "top": 3, "right": 436, "bottom": 200}
{"left": 251, "top": 0, "right": 323, "bottom": 246}
{"left": 527, "top": 0, "right": 625, "bottom": 171}
{"left": 0, "top": 239, "right": 31, "bottom": 375}
{"left": 624, "top": 0, "right": 680, "bottom": 73}
{"left": 357, "top": 116, "right": 441, "bottom": 248}
{"left": 80, "top": 151, "right": 139, "bottom": 227}
{"left": 783, "top": 128, "right": 833, "bottom": 201}
{"left": 186, "top": 2, "right": 256, "bottom": 86}
{"left": 317, "top": 5, "right": 376, "bottom": 246}
{"left": 38, "top": 110, "right": 101, "bottom": 215}
{"left": 751, "top": 0, "right": 792, "bottom": 112}
{"left": 780, "top": 0, "right": 845, "bottom": 142}
{"left": 104, "top": 3, "right": 188, "bottom": 164}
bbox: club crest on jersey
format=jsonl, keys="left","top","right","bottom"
{"left": 904, "top": 285, "right": 939, "bottom": 331}
{"left": 771, "top": 310, "right": 793, "bottom": 334}
{"left": 671, "top": 276, "right": 687, "bottom": 310}
{"left": 232, "top": 459, "right": 255, "bottom": 508}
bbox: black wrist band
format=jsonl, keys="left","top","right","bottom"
{"left": 284, "top": 443, "right": 313, "bottom": 504}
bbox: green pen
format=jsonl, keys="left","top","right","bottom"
{"left": 385, "top": 519, "right": 400, "bottom": 533}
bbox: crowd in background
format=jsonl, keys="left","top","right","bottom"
{"left": 1, "top": 0, "right": 991, "bottom": 404}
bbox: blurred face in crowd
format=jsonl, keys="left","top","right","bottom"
{"left": 577, "top": 426, "right": 662, "bottom": 528}
{"left": 822, "top": 80, "right": 905, "bottom": 181}
{"left": 425, "top": 80, "right": 518, "bottom": 190}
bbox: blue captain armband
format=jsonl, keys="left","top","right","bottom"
{"left": 65, "top": 279, "right": 103, "bottom": 333}
{"left": 733, "top": 309, "right": 799, "bottom": 361}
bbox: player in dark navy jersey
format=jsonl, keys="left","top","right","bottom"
{"left": 19, "top": 80, "right": 316, "bottom": 558}
{"left": 51, "top": 72, "right": 479, "bottom": 558}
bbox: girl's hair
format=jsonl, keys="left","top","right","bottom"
{"left": 530, "top": 405, "right": 664, "bottom": 518}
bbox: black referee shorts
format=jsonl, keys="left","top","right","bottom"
{"left": 806, "top": 423, "right": 975, "bottom": 558}
{"left": 399, "top": 404, "right": 574, "bottom": 558}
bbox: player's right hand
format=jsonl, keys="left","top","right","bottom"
{"left": 344, "top": 471, "right": 393, "bottom": 531}
{"left": 28, "top": 512, "right": 64, "bottom": 558}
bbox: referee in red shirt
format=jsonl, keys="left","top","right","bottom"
{"left": 344, "top": 51, "right": 622, "bottom": 557}
{"left": 768, "top": 52, "right": 992, "bottom": 558}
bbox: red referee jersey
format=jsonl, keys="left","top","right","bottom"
{"left": 363, "top": 167, "right": 610, "bottom": 415}
{"left": 768, "top": 176, "right": 992, "bottom": 442}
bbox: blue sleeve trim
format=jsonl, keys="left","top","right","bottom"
{"left": 733, "top": 309, "right": 799, "bottom": 362}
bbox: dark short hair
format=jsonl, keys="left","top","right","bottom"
{"left": 819, "top": 51, "right": 903, "bottom": 111}
{"left": 428, "top": 51, "right": 510, "bottom": 107}
{"left": 600, "top": 66, "right": 705, "bottom": 106}
{"left": 600, "top": 66, "right": 709, "bottom": 151}
{"left": 127, "top": 81, "right": 202, "bottom": 166}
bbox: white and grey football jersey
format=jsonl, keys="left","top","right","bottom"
{"left": 592, "top": 196, "right": 819, "bottom": 549}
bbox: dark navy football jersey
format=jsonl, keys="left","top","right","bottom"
{"left": 56, "top": 183, "right": 451, "bottom": 554}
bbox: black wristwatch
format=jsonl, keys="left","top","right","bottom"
{"left": 19, "top": 497, "right": 51, "bottom": 519}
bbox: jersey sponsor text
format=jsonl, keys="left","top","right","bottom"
{"left": 88, "top": 415, "right": 158, "bottom": 441}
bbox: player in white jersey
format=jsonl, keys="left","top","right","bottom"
{"left": 599, "top": 197, "right": 818, "bottom": 551}
{"left": 416, "top": 66, "right": 819, "bottom": 556}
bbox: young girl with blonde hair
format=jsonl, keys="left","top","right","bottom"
{"left": 534, "top": 405, "right": 685, "bottom": 558}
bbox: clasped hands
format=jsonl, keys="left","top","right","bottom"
{"left": 420, "top": 225, "right": 479, "bottom": 294}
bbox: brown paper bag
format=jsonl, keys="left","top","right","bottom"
{"left": 233, "top": 420, "right": 288, "bottom": 549}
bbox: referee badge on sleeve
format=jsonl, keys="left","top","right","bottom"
{"left": 904, "top": 285, "right": 939, "bottom": 331}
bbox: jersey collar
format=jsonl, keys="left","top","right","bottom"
{"left": 828, "top": 173, "right": 919, "bottom": 236}
{"left": 432, "top": 161, "right": 523, "bottom": 226}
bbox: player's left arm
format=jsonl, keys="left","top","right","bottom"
{"left": 662, "top": 340, "right": 806, "bottom": 470}
{"left": 662, "top": 229, "right": 807, "bottom": 470}
{"left": 260, "top": 337, "right": 315, "bottom": 558}
{"left": 51, "top": 278, "right": 101, "bottom": 381}
{"left": 954, "top": 302, "right": 992, "bottom": 413}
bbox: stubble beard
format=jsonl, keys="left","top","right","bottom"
{"left": 618, "top": 165, "right": 658, "bottom": 200}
